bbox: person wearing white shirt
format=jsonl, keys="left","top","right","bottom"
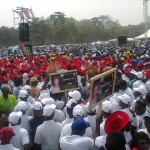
{"left": 0, "top": 127, "right": 19, "bottom": 150}
{"left": 14, "top": 101, "right": 32, "bottom": 132}
{"left": 34, "top": 104, "right": 62, "bottom": 150}
{"left": 60, "top": 117, "right": 94, "bottom": 150}
{"left": 135, "top": 99, "right": 147, "bottom": 130}
{"left": 132, "top": 71, "right": 146, "bottom": 90}
{"left": 18, "top": 90, "right": 33, "bottom": 116}
{"left": 79, "top": 76, "right": 90, "bottom": 101}
{"left": 99, "top": 100, "right": 113, "bottom": 136}
{"left": 62, "top": 99, "right": 77, "bottom": 127}
{"left": 60, "top": 105, "right": 93, "bottom": 139}
{"left": 138, "top": 112, "right": 150, "bottom": 138}
{"left": 118, "top": 80, "right": 135, "bottom": 103}
{"left": 95, "top": 111, "right": 130, "bottom": 150}
{"left": 9, "top": 112, "right": 30, "bottom": 150}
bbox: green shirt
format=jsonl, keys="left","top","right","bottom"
{"left": 0, "top": 94, "right": 17, "bottom": 114}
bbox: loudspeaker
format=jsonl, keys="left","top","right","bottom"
{"left": 118, "top": 36, "right": 127, "bottom": 45}
{"left": 19, "top": 23, "right": 30, "bottom": 42}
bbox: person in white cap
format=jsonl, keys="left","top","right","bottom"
{"left": 132, "top": 71, "right": 146, "bottom": 89}
{"left": 100, "top": 100, "right": 113, "bottom": 136}
{"left": 60, "top": 105, "right": 93, "bottom": 139}
{"left": 34, "top": 104, "right": 62, "bottom": 150}
{"left": 14, "top": 101, "right": 32, "bottom": 132}
{"left": 29, "top": 101, "right": 44, "bottom": 144}
{"left": 118, "top": 94, "right": 133, "bottom": 144}
{"left": 130, "top": 85, "right": 148, "bottom": 112}
{"left": 9, "top": 112, "right": 30, "bottom": 150}
{"left": 41, "top": 97, "right": 65, "bottom": 123}
{"left": 118, "top": 94, "right": 133, "bottom": 121}
{"left": 68, "top": 90, "right": 87, "bottom": 115}
{"left": 22, "top": 85, "right": 35, "bottom": 104}
{"left": 84, "top": 103, "right": 97, "bottom": 136}
{"left": 18, "top": 89, "right": 33, "bottom": 116}
{"left": 62, "top": 99, "right": 77, "bottom": 127}
{"left": 60, "top": 117, "right": 94, "bottom": 150}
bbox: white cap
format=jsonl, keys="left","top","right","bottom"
{"left": 133, "top": 85, "right": 148, "bottom": 95}
{"left": 41, "top": 97, "right": 55, "bottom": 106}
{"left": 68, "top": 90, "right": 81, "bottom": 101}
{"left": 23, "top": 73, "right": 28, "bottom": 79}
{"left": 32, "top": 101, "right": 43, "bottom": 110}
{"left": 118, "top": 94, "right": 131, "bottom": 105}
{"left": 39, "top": 93, "right": 50, "bottom": 100}
{"left": 43, "top": 104, "right": 56, "bottom": 116}
{"left": 73, "top": 105, "right": 84, "bottom": 117}
{"left": 135, "top": 71, "right": 143, "bottom": 79}
{"left": 9, "top": 111, "right": 22, "bottom": 124}
{"left": 55, "top": 100, "right": 64, "bottom": 110}
{"left": 19, "top": 90, "right": 29, "bottom": 98}
{"left": 130, "top": 70, "right": 137, "bottom": 75}
{"left": 66, "top": 99, "right": 77, "bottom": 109}
{"left": 15, "top": 101, "right": 27, "bottom": 111}
{"left": 102, "top": 100, "right": 112, "bottom": 113}
{"left": 22, "top": 85, "right": 31, "bottom": 92}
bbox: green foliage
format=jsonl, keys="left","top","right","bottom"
{"left": 0, "top": 12, "right": 148, "bottom": 47}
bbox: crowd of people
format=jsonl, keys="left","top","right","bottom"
{"left": 0, "top": 42, "right": 150, "bottom": 150}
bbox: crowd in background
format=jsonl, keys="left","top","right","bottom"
{"left": 0, "top": 42, "right": 150, "bottom": 150}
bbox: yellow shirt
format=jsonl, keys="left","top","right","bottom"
{"left": 0, "top": 94, "right": 17, "bottom": 114}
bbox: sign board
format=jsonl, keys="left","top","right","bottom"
{"left": 50, "top": 70, "right": 79, "bottom": 94}
{"left": 89, "top": 68, "right": 116, "bottom": 109}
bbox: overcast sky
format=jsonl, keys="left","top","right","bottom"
{"left": 0, "top": 0, "right": 147, "bottom": 27}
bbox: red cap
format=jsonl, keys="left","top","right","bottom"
{"left": 104, "top": 111, "right": 129, "bottom": 134}
{"left": 137, "top": 62, "right": 144, "bottom": 67}
{"left": 124, "top": 67, "right": 131, "bottom": 75}
{"left": 0, "top": 127, "right": 15, "bottom": 143}
{"left": 145, "top": 70, "right": 150, "bottom": 77}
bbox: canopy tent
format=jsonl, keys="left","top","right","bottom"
{"left": 134, "top": 29, "right": 150, "bottom": 39}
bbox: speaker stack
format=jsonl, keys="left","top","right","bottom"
{"left": 19, "top": 23, "right": 30, "bottom": 42}
{"left": 118, "top": 36, "right": 127, "bottom": 45}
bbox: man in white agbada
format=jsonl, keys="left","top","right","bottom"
{"left": 34, "top": 104, "right": 62, "bottom": 150}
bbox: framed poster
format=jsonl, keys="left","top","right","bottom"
{"left": 50, "top": 70, "right": 79, "bottom": 94}
{"left": 89, "top": 68, "right": 116, "bottom": 109}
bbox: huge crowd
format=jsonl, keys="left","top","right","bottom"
{"left": 0, "top": 42, "right": 150, "bottom": 150}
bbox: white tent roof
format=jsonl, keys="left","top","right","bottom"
{"left": 135, "top": 29, "right": 150, "bottom": 39}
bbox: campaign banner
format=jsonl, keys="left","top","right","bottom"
{"left": 49, "top": 70, "right": 79, "bottom": 94}
{"left": 89, "top": 68, "right": 116, "bottom": 109}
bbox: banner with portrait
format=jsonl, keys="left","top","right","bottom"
{"left": 89, "top": 68, "right": 116, "bottom": 109}
{"left": 49, "top": 70, "right": 79, "bottom": 94}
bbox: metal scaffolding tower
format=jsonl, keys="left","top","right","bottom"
{"left": 143, "top": 0, "right": 149, "bottom": 40}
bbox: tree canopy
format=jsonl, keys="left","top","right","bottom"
{"left": 0, "top": 12, "right": 149, "bottom": 47}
